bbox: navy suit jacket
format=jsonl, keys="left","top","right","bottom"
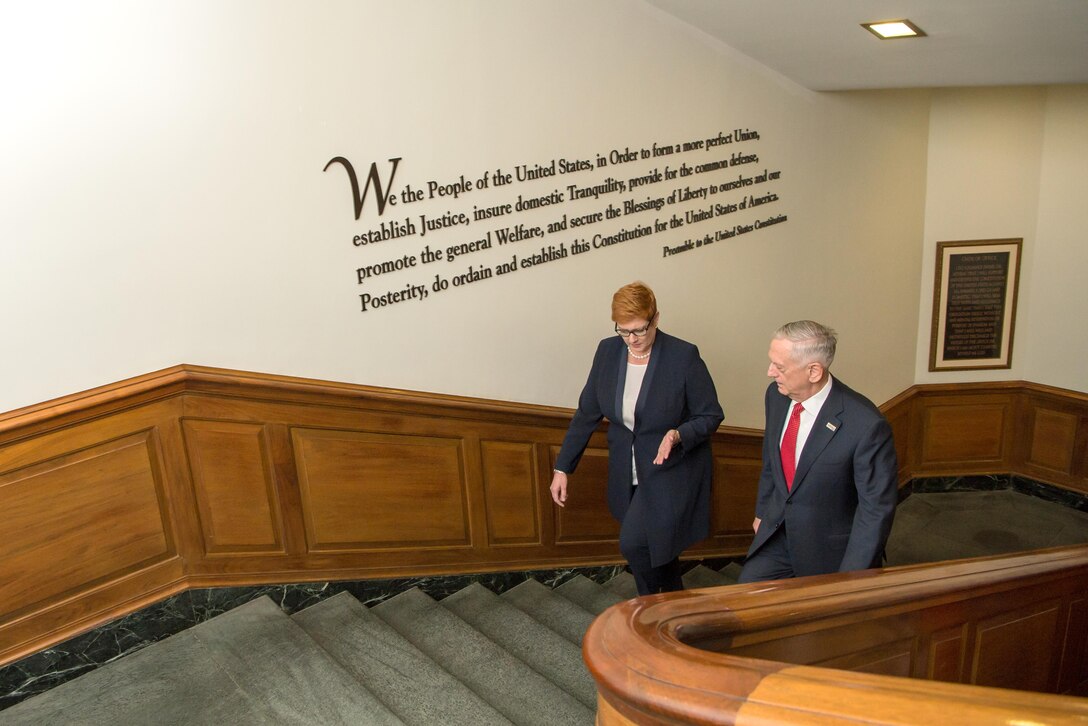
{"left": 747, "top": 377, "right": 897, "bottom": 576}
{"left": 555, "top": 331, "right": 724, "bottom": 567}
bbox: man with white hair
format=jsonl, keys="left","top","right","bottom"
{"left": 738, "top": 320, "right": 898, "bottom": 583}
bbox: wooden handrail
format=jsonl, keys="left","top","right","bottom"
{"left": 586, "top": 546, "right": 1088, "bottom": 724}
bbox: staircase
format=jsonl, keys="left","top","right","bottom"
{"left": 0, "top": 564, "right": 741, "bottom": 725}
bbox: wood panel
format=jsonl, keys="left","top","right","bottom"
{"left": 0, "top": 431, "right": 171, "bottom": 618}
{"left": 182, "top": 419, "right": 284, "bottom": 555}
{"left": 902, "top": 382, "right": 1088, "bottom": 493}
{"left": 919, "top": 400, "right": 1009, "bottom": 466}
{"left": 709, "top": 456, "right": 760, "bottom": 538}
{"left": 480, "top": 440, "right": 540, "bottom": 545}
{"left": 1028, "top": 408, "right": 1079, "bottom": 475}
{"left": 971, "top": 600, "right": 1062, "bottom": 692}
{"left": 928, "top": 624, "right": 967, "bottom": 682}
{"left": 814, "top": 638, "right": 915, "bottom": 677}
{"left": 1059, "top": 597, "right": 1088, "bottom": 693}
{"left": 551, "top": 446, "right": 620, "bottom": 545}
{"left": 881, "top": 388, "right": 914, "bottom": 485}
{"left": 292, "top": 428, "right": 470, "bottom": 551}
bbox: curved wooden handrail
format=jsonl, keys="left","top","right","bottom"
{"left": 585, "top": 546, "right": 1088, "bottom": 724}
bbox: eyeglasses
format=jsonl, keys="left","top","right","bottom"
{"left": 615, "top": 322, "right": 653, "bottom": 338}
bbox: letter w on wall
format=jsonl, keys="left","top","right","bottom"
{"left": 324, "top": 156, "right": 401, "bottom": 219}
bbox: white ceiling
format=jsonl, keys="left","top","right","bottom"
{"left": 644, "top": 0, "right": 1088, "bottom": 91}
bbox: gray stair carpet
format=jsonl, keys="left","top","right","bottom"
{"left": 554, "top": 574, "right": 624, "bottom": 615}
{"left": 293, "top": 591, "right": 511, "bottom": 725}
{"left": 501, "top": 578, "right": 597, "bottom": 646}
{"left": 2, "top": 596, "right": 402, "bottom": 726}
{"left": 182, "top": 596, "right": 404, "bottom": 725}
{"left": 373, "top": 588, "right": 593, "bottom": 726}
{"left": 682, "top": 564, "right": 734, "bottom": 590}
{"left": 719, "top": 561, "right": 743, "bottom": 584}
{"left": 602, "top": 571, "right": 639, "bottom": 600}
{"left": 442, "top": 583, "right": 596, "bottom": 708}
{"left": 8, "top": 567, "right": 752, "bottom": 724}
{"left": 0, "top": 628, "right": 255, "bottom": 725}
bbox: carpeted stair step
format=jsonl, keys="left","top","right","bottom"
{"left": 442, "top": 583, "right": 596, "bottom": 708}
{"left": 293, "top": 591, "right": 511, "bottom": 725}
{"left": 602, "top": 571, "right": 639, "bottom": 599}
{"left": 373, "top": 588, "right": 593, "bottom": 726}
{"left": 554, "top": 574, "right": 624, "bottom": 615}
{"left": 183, "top": 596, "right": 404, "bottom": 724}
{"left": 501, "top": 578, "right": 597, "bottom": 646}
{"left": 0, "top": 628, "right": 256, "bottom": 725}
{"left": 1, "top": 595, "right": 403, "bottom": 725}
{"left": 720, "top": 561, "right": 744, "bottom": 584}
{"left": 682, "top": 564, "right": 735, "bottom": 589}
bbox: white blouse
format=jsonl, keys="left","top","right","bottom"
{"left": 623, "top": 362, "right": 649, "bottom": 485}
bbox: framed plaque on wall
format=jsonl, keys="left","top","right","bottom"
{"left": 929, "top": 238, "right": 1022, "bottom": 371}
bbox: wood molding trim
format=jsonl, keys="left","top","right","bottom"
{"left": 587, "top": 546, "right": 1088, "bottom": 724}
{"left": 1, "top": 367, "right": 1086, "bottom": 668}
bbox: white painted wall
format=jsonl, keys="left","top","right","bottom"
{"left": 2, "top": 1, "right": 934, "bottom": 426}
{"left": 915, "top": 86, "right": 1088, "bottom": 392}
{"left": 1021, "top": 86, "right": 1088, "bottom": 392}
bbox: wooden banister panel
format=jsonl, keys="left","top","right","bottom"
{"left": 928, "top": 624, "right": 967, "bottom": 682}
{"left": 972, "top": 598, "right": 1063, "bottom": 691}
{"left": 587, "top": 548, "right": 1088, "bottom": 724}
{"left": 1059, "top": 597, "right": 1088, "bottom": 693}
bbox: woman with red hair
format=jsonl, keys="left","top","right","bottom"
{"left": 550, "top": 281, "right": 723, "bottom": 595}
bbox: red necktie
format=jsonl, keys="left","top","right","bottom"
{"left": 781, "top": 402, "right": 803, "bottom": 491}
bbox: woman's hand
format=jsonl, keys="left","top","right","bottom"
{"left": 653, "top": 429, "right": 681, "bottom": 465}
{"left": 550, "top": 470, "right": 568, "bottom": 507}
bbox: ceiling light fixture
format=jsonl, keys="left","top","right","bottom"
{"left": 861, "top": 19, "right": 926, "bottom": 39}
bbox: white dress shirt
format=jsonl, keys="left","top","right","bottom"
{"left": 779, "top": 375, "right": 834, "bottom": 468}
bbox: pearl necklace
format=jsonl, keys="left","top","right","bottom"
{"left": 628, "top": 346, "right": 651, "bottom": 360}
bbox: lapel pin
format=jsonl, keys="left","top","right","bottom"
{"left": 826, "top": 422, "right": 838, "bottom": 432}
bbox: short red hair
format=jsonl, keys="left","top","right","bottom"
{"left": 611, "top": 281, "right": 657, "bottom": 323}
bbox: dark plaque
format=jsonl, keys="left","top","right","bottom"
{"left": 942, "top": 251, "right": 1009, "bottom": 360}
{"left": 930, "top": 239, "right": 1021, "bottom": 371}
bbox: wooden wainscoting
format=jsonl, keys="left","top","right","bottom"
{"left": 1, "top": 368, "right": 1086, "bottom": 667}
{"left": 0, "top": 365, "right": 759, "bottom": 666}
{"left": 886, "top": 381, "right": 1088, "bottom": 493}
{"left": 586, "top": 546, "right": 1088, "bottom": 724}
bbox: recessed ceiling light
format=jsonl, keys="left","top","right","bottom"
{"left": 862, "top": 19, "right": 926, "bottom": 39}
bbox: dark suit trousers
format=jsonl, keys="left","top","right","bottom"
{"left": 619, "top": 485, "right": 683, "bottom": 595}
{"left": 738, "top": 526, "right": 795, "bottom": 583}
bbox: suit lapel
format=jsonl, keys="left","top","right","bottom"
{"left": 768, "top": 390, "right": 792, "bottom": 490}
{"left": 612, "top": 339, "right": 628, "bottom": 428}
{"left": 632, "top": 331, "right": 664, "bottom": 432}
{"left": 790, "top": 381, "right": 844, "bottom": 493}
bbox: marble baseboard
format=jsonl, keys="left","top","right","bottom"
{"left": 902, "top": 474, "right": 1088, "bottom": 511}
{"left": 0, "top": 564, "right": 624, "bottom": 711}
